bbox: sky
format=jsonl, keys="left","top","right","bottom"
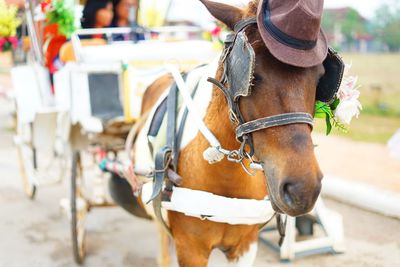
{"left": 325, "top": 0, "right": 394, "bottom": 18}
{"left": 167, "top": 0, "right": 395, "bottom": 27}
{"left": 211, "top": 0, "right": 395, "bottom": 19}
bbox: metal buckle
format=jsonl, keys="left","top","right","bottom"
{"left": 229, "top": 110, "right": 240, "bottom": 124}
{"left": 227, "top": 149, "right": 244, "bottom": 163}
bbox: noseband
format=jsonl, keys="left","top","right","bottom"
{"left": 208, "top": 17, "right": 314, "bottom": 169}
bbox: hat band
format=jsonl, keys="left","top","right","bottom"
{"left": 262, "top": 0, "right": 317, "bottom": 50}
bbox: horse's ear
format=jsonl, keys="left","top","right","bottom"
{"left": 200, "top": 0, "right": 243, "bottom": 30}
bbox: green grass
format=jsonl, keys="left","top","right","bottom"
{"left": 314, "top": 115, "right": 400, "bottom": 143}
{"left": 342, "top": 53, "right": 400, "bottom": 90}
{"left": 318, "top": 53, "right": 400, "bottom": 144}
{"left": 1, "top": 52, "right": 399, "bottom": 143}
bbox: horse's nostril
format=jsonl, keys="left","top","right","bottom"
{"left": 277, "top": 177, "right": 321, "bottom": 215}
{"left": 282, "top": 182, "right": 295, "bottom": 207}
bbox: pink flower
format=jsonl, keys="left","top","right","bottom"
{"left": 338, "top": 76, "right": 360, "bottom": 101}
{"left": 41, "top": 0, "right": 52, "bottom": 12}
{"left": 9, "top": 36, "right": 18, "bottom": 49}
{"left": 337, "top": 61, "right": 361, "bottom": 101}
{"left": 335, "top": 63, "right": 363, "bottom": 125}
{"left": 211, "top": 26, "right": 221, "bottom": 37}
{"left": 0, "top": 38, "right": 5, "bottom": 52}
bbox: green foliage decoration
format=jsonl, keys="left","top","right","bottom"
{"left": 45, "top": 0, "right": 75, "bottom": 38}
{"left": 315, "top": 100, "right": 348, "bottom": 135}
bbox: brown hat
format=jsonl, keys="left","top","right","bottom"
{"left": 256, "top": 0, "right": 328, "bottom": 68}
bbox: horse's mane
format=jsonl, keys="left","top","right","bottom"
{"left": 243, "top": 0, "right": 259, "bottom": 18}
{"left": 243, "top": 1, "right": 265, "bottom": 51}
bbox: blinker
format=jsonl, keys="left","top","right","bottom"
{"left": 225, "top": 31, "right": 256, "bottom": 101}
{"left": 316, "top": 48, "right": 345, "bottom": 103}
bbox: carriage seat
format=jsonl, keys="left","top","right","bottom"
{"left": 59, "top": 38, "right": 107, "bottom": 63}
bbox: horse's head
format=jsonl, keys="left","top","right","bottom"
{"left": 201, "top": 0, "right": 331, "bottom": 216}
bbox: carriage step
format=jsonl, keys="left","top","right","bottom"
{"left": 259, "top": 197, "right": 345, "bottom": 261}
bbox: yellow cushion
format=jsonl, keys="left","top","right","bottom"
{"left": 59, "top": 38, "right": 107, "bottom": 63}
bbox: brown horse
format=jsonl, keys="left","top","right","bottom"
{"left": 133, "top": 0, "right": 324, "bottom": 266}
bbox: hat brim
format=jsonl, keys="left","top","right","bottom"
{"left": 256, "top": 0, "right": 328, "bottom": 68}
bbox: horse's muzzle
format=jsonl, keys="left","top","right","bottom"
{"left": 264, "top": 168, "right": 322, "bottom": 217}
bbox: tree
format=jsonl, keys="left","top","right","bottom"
{"left": 322, "top": 7, "right": 368, "bottom": 50}
{"left": 341, "top": 8, "right": 367, "bottom": 44}
{"left": 374, "top": 3, "right": 400, "bottom": 51}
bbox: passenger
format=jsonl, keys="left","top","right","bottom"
{"left": 81, "top": 0, "right": 113, "bottom": 39}
{"left": 111, "top": 0, "right": 144, "bottom": 41}
{"left": 112, "top": 0, "right": 139, "bottom": 27}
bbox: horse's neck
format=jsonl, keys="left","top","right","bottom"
{"left": 179, "top": 67, "right": 267, "bottom": 200}
{"left": 204, "top": 87, "right": 238, "bottom": 150}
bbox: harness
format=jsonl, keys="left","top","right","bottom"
{"left": 145, "top": 17, "right": 344, "bottom": 236}
{"left": 208, "top": 18, "right": 312, "bottom": 174}
{"left": 149, "top": 73, "right": 202, "bottom": 235}
{"left": 208, "top": 18, "right": 345, "bottom": 174}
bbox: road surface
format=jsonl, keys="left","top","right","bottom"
{"left": 0, "top": 93, "right": 399, "bottom": 267}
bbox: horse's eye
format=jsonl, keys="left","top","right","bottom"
{"left": 253, "top": 73, "right": 263, "bottom": 84}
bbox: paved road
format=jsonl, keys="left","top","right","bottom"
{"left": 1, "top": 96, "right": 400, "bottom": 267}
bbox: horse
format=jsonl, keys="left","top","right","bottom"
{"left": 121, "top": 0, "right": 327, "bottom": 266}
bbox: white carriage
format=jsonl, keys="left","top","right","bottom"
{"left": 11, "top": 0, "right": 70, "bottom": 199}
{"left": 55, "top": 26, "right": 219, "bottom": 263}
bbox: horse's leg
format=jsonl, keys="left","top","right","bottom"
{"left": 231, "top": 242, "right": 258, "bottom": 267}
{"left": 158, "top": 225, "right": 171, "bottom": 267}
{"left": 174, "top": 239, "right": 211, "bottom": 267}
{"left": 207, "top": 242, "right": 258, "bottom": 267}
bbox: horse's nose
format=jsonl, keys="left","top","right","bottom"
{"left": 279, "top": 177, "right": 321, "bottom": 215}
{"left": 281, "top": 181, "right": 306, "bottom": 209}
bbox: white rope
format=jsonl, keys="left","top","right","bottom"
{"left": 164, "top": 64, "right": 227, "bottom": 163}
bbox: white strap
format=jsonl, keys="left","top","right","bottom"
{"left": 164, "top": 64, "right": 222, "bottom": 149}
{"left": 161, "top": 186, "right": 274, "bottom": 225}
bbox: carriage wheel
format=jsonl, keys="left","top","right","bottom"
{"left": 70, "top": 151, "right": 87, "bottom": 264}
{"left": 16, "top": 143, "right": 37, "bottom": 199}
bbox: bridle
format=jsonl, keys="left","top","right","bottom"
{"left": 208, "top": 17, "right": 314, "bottom": 173}
{"left": 142, "top": 16, "right": 343, "bottom": 238}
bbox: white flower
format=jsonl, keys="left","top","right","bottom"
{"left": 334, "top": 98, "right": 362, "bottom": 125}
{"left": 343, "top": 62, "right": 352, "bottom": 76}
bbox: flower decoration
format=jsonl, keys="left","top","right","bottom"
{"left": 315, "top": 63, "right": 362, "bottom": 135}
{"left": 0, "top": 0, "right": 21, "bottom": 52}
{"left": 208, "top": 22, "right": 228, "bottom": 50}
{"left": 41, "top": 0, "right": 52, "bottom": 13}
{"left": 0, "top": 35, "right": 18, "bottom": 52}
{"left": 211, "top": 26, "right": 222, "bottom": 38}
{"left": 44, "top": 0, "right": 75, "bottom": 38}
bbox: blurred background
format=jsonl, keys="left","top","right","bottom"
{"left": 0, "top": 0, "right": 399, "bottom": 266}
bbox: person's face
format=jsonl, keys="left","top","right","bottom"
{"left": 96, "top": 2, "right": 114, "bottom": 27}
{"left": 116, "top": 0, "right": 137, "bottom": 21}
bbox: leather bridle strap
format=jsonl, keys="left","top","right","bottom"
{"left": 234, "top": 17, "right": 257, "bottom": 33}
{"left": 236, "top": 112, "right": 314, "bottom": 139}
